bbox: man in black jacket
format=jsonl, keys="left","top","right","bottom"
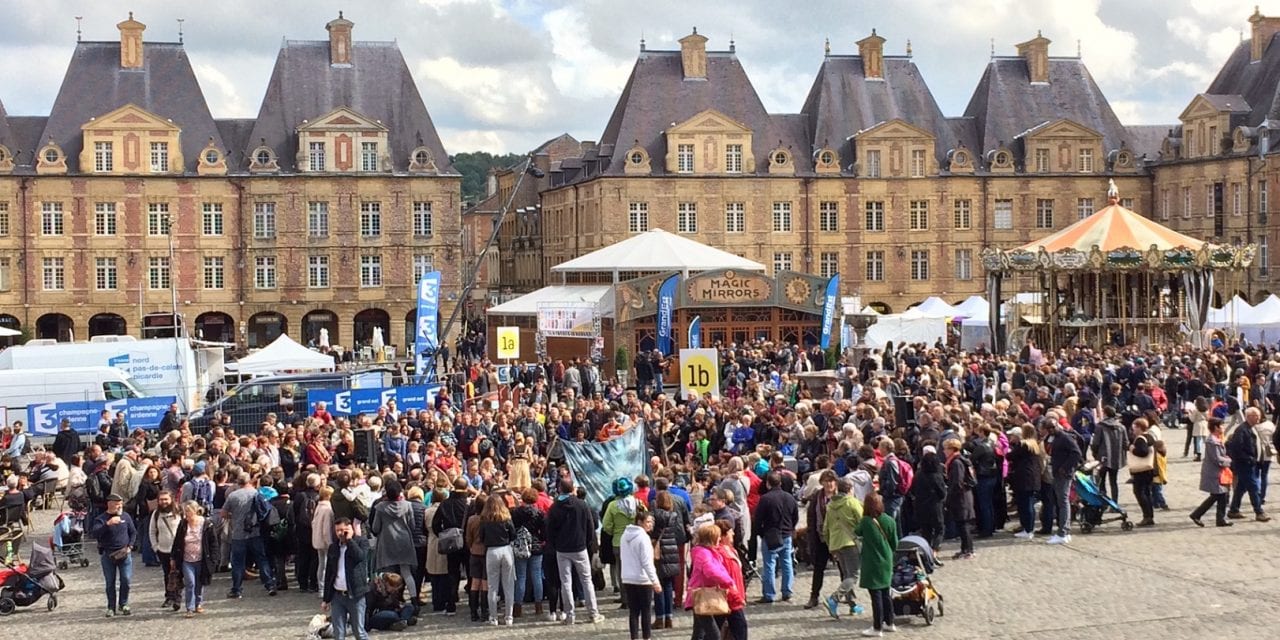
{"left": 1042, "top": 419, "right": 1082, "bottom": 544}
{"left": 323, "top": 518, "right": 371, "bottom": 640}
{"left": 546, "top": 477, "right": 603, "bottom": 625}
{"left": 752, "top": 472, "right": 798, "bottom": 604}
{"left": 52, "top": 419, "right": 81, "bottom": 466}
{"left": 430, "top": 477, "right": 470, "bottom": 614}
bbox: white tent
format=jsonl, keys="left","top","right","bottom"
{"left": 912, "top": 296, "right": 958, "bottom": 317}
{"left": 230, "top": 334, "right": 335, "bottom": 373}
{"left": 550, "top": 229, "right": 766, "bottom": 280}
{"left": 952, "top": 295, "right": 990, "bottom": 318}
{"left": 1208, "top": 295, "right": 1280, "bottom": 343}
{"left": 1254, "top": 294, "right": 1280, "bottom": 318}
{"left": 487, "top": 285, "right": 616, "bottom": 317}
{"left": 0, "top": 326, "right": 18, "bottom": 337}
{"left": 1207, "top": 295, "right": 1255, "bottom": 324}
{"left": 864, "top": 308, "right": 948, "bottom": 349}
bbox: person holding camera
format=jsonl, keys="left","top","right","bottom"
{"left": 323, "top": 517, "right": 371, "bottom": 640}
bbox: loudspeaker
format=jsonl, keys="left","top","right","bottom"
{"left": 353, "top": 429, "right": 378, "bottom": 468}
{"left": 893, "top": 395, "right": 915, "bottom": 429}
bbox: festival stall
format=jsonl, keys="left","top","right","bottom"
{"left": 1207, "top": 295, "right": 1280, "bottom": 344}
{"left": 228, "top": 333, "right": 336, "bottom": 373}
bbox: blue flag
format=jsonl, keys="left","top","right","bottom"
{"left": 560, "top": 422, "right": 648, "bottom": 512}
{"left": 656, "top": 274, "right": 678, "bottom": 356}
{"left": 414, "top": 271, "right": 442, "bottom": 383}
{"left": 820, "top": 274, "right": 840, "bottom": 349}
{"left": 689, "top": 315, "right": 701, "bottom": 349}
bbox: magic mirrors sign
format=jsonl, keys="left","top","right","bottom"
{"left": 685, "top": 270, "right": 773, "bottom": 305}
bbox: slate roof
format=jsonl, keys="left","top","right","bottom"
{"left": 246, "top": 41, "right": 454, "bottom": 174}
{"left": 1123, "top": 124, "right": 1172, "bottom": 160}
{"left": 1199, "top": 93, "right": 1251, "bottom": 113}
{"left": 593, "top": 49, "right": 810, "bottom": 177}
{"left": 39, "top": 41, "right": 222, "bottom": 173}
{"left": 215, "top": 119, "right": 256, "bottom": 166}
{"left": 963, "top": 57, "right": 1131, "bottom": 154}
{"left": 801, "top": 56, "right": 974, "bottom": 166}
{"left": 0, "top": 99, "right": 12, "bottom": 152}
{"left": 1204, "top": 35, "right": 1280, "bottom": 127}
{"left": 8, "top": 117, "right": 49, "bottom": 170}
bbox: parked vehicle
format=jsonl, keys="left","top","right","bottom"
{"left": 0, "top": 367, "right": 144, "bottom": 420}
{"left": 188, "top": 369, "right": 394, "bottom": 434}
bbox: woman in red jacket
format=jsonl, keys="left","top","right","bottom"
{"left": 685, "top": 524, "right": 735, "bottom": 640}
{"left": 714, "top": 519, "right": 749, "bottom": 640}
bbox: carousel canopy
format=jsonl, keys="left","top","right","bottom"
{"left": 1018, "top": 201, "right": 1204, "bottom": 254}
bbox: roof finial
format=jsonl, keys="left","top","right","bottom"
{"left": 178, "top": 18, "right": 185, "bottom": 44}
{"left": 729, "top": 32, "right": 735, "bottom": 53}
{"left": 906, "top": 39, "right": 912, "bottom": 56}
{"left": 990, "top": 37, "right": 995, "bottom": 57}
{"left": 1037, "top": 29, "right": 1042, "bottom": 38}
{"left": 339, "top": 10, "right": 344, "bottom": 19}
{"left": 640, "top": 30, "right": 645, "bottom": 52}
{"left": 692, "top": 26, "right": 697, "bottom": 35}
{"left": 1107, "top": 178, "right": 1119, "bottom": 204}
{"left": 75, "top": 16, "right": 82, "bottom": 42}
{"left": 1077, "top": 39, "right": 1081, "bottom": 58}
{"left": 128, "top": 11, "right": 133, "bottom": 20}
{"left": 871, "top": 28, "right": 877, "bottom": 36}
{"left": 824, "top": 37, "right": 830, "bottom": 56}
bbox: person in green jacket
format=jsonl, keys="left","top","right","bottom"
{"left": 855, "top": 493, "right": 898, "bottom": 638}
{"left": 602, "top": 477, "right": 639, "bottom": 603}
{"left": 820, "top": 478, "right": 865, "bottom": 619}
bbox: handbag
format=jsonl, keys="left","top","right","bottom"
{"left": 1127, "top": 436, "right": 1155, "bottom": 474}
{"left": 1218, "top": 467, "right": 1235, "bottom": 486}
{"left": 436, "top": 527, "right": 464, "bottom": 554}
{"left": 109, "top": 546, "right": 132, "bottom": 563}
{"left": 692, "top": 587, "right": 730, "bottom": 616}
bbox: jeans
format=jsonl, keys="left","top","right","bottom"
{"left": 317, "top": 549, "right": 329, "bottom": 592}
{"left": 486, "top": 546, "right": 515, "bottom": 621}
{"left": 331, "top": 591, "right": 369, "bottom": 640}
{"left": 1132, "top": 470, "right": 1155, "bottom": 522}
{"left": 832, "top": 546, "right": 860, "bottom": 600}
{"left": 1193, "top": 436, "right": 1205, "bottom": 457}
{"left": 1051, "top": 475, "right": 1072, "bottom": 536}
{"left": 1038, "top": 482, "right": 1056, "bottom": 532}
{"left": 514, "top": 553, "right": 544, "bottom": 605}
{"left": 692, "top": 614, "right": 721, "bottom": 640}
{"left": 367, "top": 603, "right": 414, "bottom": 630}
{"left": 713, "top": 609, "right": 749, "bottom": 640}
{"left": 1098, "top": 467, "right": 1120, "bottom": 502}
{"left": 1013, "top": 489, "right": 1037, "bottom": 534}
{"left": 1259, "top": 460, "right": 1271, "bottom": 505}
{"left": 654, "top": 575, "right": 674, "bottom": 619}
{"left": 974, "top": 476, "right": 998, "bottom": 535}
{"left": 1191, "top": 492, "right": 1229, "bottom": 523}
{"left": 1230, "top": 464, "right": 1264, "bottom": 514}
{"left": 884, "top": 495, "right": 903, "bottom": 522}
{"left": 867, "top": 587, "right": 894, "bottom": 630}
{"left": 759, "top": 536, "right": 794, "bottom": 601}
{"left": 100, "top": 551, "right": 133, "bottom": 610}
{"left": 229, "top": 536, "right": 275, "bottom": 594}
{"left": 556, "top": 550, "right": 597, "bottom": 622}
{"left": 623, "top": 583, "right": 655, "bottom": 639}
{"left": 1152, "top": 482, "right": 1168, "bottom": 509}
{"left": 182, "top": 560, "right": 204, "bottom": 612}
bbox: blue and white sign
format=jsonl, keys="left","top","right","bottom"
{"left": 27, "top": 395, "right": 180, "bottom": 436}
{"left": 656, "top": 274, "right": 678, "bottom": 356}
{"left": 413, "top": 271, "right": 442, "bottom": 383}
{"left": 308, "top": 384, "right": 441, "bottom": 417}
{"left": 820, "top": 274, "right": 840, "bottom": 349}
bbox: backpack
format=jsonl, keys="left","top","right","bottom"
{"left": 895, "top": 458, "right": 914, "bottom": 495}
{"left": 185, "top": 478, "right": 215, "bottom": 516}
{"left": 86, "top": 473, "right": 105, "bottom": 503}
{"left": 957, "top": 456, "right": 977, "bottom": 490}
{"left": 512, "top": 526, "right": 533, "bottom": 560}
{"left": 268, "top": 502, "right": 291, "bottom": 542}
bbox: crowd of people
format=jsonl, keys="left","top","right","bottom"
{"left": 3, "top": 335, "right": 1280, "bottom": 639}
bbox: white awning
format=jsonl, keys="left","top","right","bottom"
{"left": 487, "top": 285, "right": 616, "bottom": 317}
{"left": 551, "top": 229, "right": 766, "bottom": 275}
{"left": 229, "top": 334, "right": 335, "bottom": 373}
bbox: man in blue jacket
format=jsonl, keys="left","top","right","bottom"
{"left": 323, "top": 517, "right": 371, "bottom": 640}
{"left": 89, "top": 493, "right": 137, "bottom": 617}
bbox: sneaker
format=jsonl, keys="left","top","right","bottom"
{"left": 1046, "top": 535, "right": 1066, "bottom": 545}
{"left": 546, "top": 612, "right": 557, "bottom": 622}
{"left": 861, "top": 629, "right": 882, "bottom": 638}
{"left": 267, "top": 588, "right": 278, "bottom": 596}
{"left": 591, "top": 613, "right": 606, "bottom": 624}
{"left": 851, "top": 604, "right": 865, "bottom": 615}
{"left": 1062, "top": 534, "right": 1072, "bottom": 544}
{"left": 119, "top": 605, "right": 132, "bottom": 616}
{"left": 883, "top": 623, "right": 898, "bottom": 633}
{"left": 226, "top": 591, "right": 242, "bottom": 599}
{"left": 781, "top": 594, "right": 793, "bottom": 602}
{"left": 562, "top": 615, "right": 575, "bottom": 626}
{"left": 824, "top": 595, "right": 840, "bottom": 619}
{"left": 1012, "top": 531, "right": 1030, "bottom": 539}
{"left": 184, "top": 611, "right": 194, "bottom": 619}
{"left": 487, "top": 618, "right": 498, "bottom": 626}
{"left": 390, "top": 621, "right": 408, "bottom": 631}
{"left": 754, "top": 597, "right": 776, "bottom": 605}
{"left": 952, "top": 551, "right": 974, "bottom": 560}
{"left": 556, "top": 611, "right": 567, "bottom": 622}
{"left": 105, "top": 608, "right": 115, "bottom": 618}
{"left": 504, "top": 617, "right": 514, "bottom": 626}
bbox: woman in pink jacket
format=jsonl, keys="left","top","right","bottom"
{"left": 686, "top": 524, "right": 735, "bottom": 640}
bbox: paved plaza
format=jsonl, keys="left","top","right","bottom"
{"left": 4, "top": 455, "right": 1276, "bottom": 640}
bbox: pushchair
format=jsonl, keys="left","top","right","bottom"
{"left": 1072, "top": 466, "right": 1133, "bottom": 534}
{"left": 0, "top": 543, "right": 64, "bottom": 614}
{"left": 50, "top": 509, "right": 90, "bottom": 570}
{"left": 889, "top": 536, "right": 944, "bottom": 626}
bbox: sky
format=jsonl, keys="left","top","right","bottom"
{"left": 0, "top": 0, "right": 1267, "bottom": 154}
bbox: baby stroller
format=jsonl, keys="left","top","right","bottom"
{"left": 0, "top": 543, "right": 64, "bottom": 615}
{"left": 889, "top": 536, "right": 944, "bottom": 626}
{"left": 50, "top": 508, "right": 90, "bottom": 570}
{"left": 1072, "top": 466, "right": 1133, "bottom": 534}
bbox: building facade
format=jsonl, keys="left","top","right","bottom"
{"left": 0, "top": 13, "right": 461, "bottom": 351}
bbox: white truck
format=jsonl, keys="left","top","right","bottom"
{"left": 0, "top": 336, "right": 223, "bottom": 413}
{"left": 0, "top": 366, "right": 146, "bottom": 428}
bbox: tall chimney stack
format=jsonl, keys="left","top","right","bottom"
{"left": 856, "top": 29, "right": 886, "bottom": 80}
{"left": 326, "top": 11, "right": 354, "bottom": 66}
{"left": 679, "top": 27, "right": 708, "bottom": 80}
{"left": 1015, "top": 31, "right": 1051, "bottom": 84}
{"left": 118, "top": 12, "right": 145, "bottom": 69}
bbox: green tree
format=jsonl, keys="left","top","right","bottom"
{"left": 450, "top": 151, "right": 524, "bottom": 206}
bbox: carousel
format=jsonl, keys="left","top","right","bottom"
{"left": 981, "top": 181, "right": 1256, "bottom": 352}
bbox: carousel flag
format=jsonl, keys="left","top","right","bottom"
{"left": 819, "top": 274, "right": 840, "bottom": 349}
{"left": 657, "top": 274, "right": 678, "bottom": 356}
{"left": 688, "top": 315, "right": 701, "bottom": 349}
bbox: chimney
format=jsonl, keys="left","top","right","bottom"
{"left": 1250, "top": 7, "right": 1280, "bottom": 62}
{"left": 117, "top": 12, "right": 145, "bottom": 69}
{"left": 679, "top": 27, "right": 708, "bottom": 80}
{"left": 857, "top": 29, "right": 886, "bottom": 80}
{"left": 1015, "top": 31, "right": 1051, "bottom": 84}
{"left": 326, "top": 11, "right": 354, "bottom": 66}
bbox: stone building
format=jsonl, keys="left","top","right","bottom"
{"left": 0, "top": 13, "right": 460, "bottom": 351}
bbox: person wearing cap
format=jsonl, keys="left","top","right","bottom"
{"left": 90, "top": 492, "right": 138, "bottom": 617}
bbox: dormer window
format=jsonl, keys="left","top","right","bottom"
{"left": 361, "top": 141, "right": 379, "bottom": 171}
{"left": 677, "top": 144, "right": 694, "bottom": 173}
{"left": 204, "top": 149, "right": 220, "bottom": 165}
{"left": 415, "top": 149, "right": 430, "bottom": 166}
{"left": 630, "top": 151, "right": 645, "bottom": 165}
{"left": 309, "top": 142, "right": 326, "bottom": 172}
{"left": 256, "top": 149, "right": 272, "bottom": 165}
{"left": 45, "top": 148, "right": 60, "bottom": 164}
{"left": 150, "top": 141, "right": 169, "bottom": 173}
{"left": 994, "top": 151, "right": 1010, "bottom": 166}
{"left": 725, "top": 144, "right": 743, "bottom": 173}
{"left": 94, "top": 142, "right": 114, "bottom": 172}
{"left": 772, "top": 150, "right": 790, "bottom": 166}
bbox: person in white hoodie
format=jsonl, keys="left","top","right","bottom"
{"left": 620, "top": 510, "right": 661, "bottom": 640}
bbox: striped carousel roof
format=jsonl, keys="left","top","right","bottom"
{"left": 1018, "top": 200, "right": 1206, "bottom": 253}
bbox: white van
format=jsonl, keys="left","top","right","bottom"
{"left": 0, "top": 366, "right": 145, "bottom": 417}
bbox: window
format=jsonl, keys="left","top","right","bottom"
{"left": 95, "top": 257, "right": 118, "bottom": 290}
{"left": 203, "top": 257, "right": 224, "bottom": 290}
{"left": 1077, "top": 198, "right": 1093, "bottom": 221}
{"left": 865, "top": 149, "right": 881, "bottom": 178}
{"left": 1077, "top": 148, "right": 1094, "bottom": 172}
{"left": 909, "top": 200, "right": 929, "bottom": 230}
{"left": 1183, "top": 187, "right": 1191, "bottom": 218}
{"left": 1209, "top": 126, "right": 1218, "bottom": 154}
{"left": 42, "top": 257, "right": 64, "bottom": 290}
{"left": 94, "top": 141, "right": 113, "bottom": 172}
{"left": 148, "top": 256, "right": 171, "bottom": 290}
{"left": 953, "top": 199, "right": 972, "bottom": 229}
{"left": 865, "top": 201, "right": 885, "bottom": 232}
{"left": 150, "top": 142, "right": 168, "bottom": 172}
{"left": 724, "top": 203, "right": 745, "bottom": 233}
{"left": 308, "top": 201, "right": 329, "bottom": 237}
{"left": 865, "top": 250, "right": 885, "bottom": 281}
{"left": 308, "top": 255, "right": 329, "bottom": 288}
{"left": 677, "top": 144, "right": 694, "bottom": 173}
{"left": 819, "top": 252, "right": 839, "bottom": 278}
{"left": 1034, "top": 148, "right": 1049, "bottom": 173}
{"left": 360, "top": 202, "right": 381, "bottom": 236}
{"left": 413, "top": 254, "right": 434, "bottom": 283}
{"left": 628, "top": 202, "right": 649, "bottom": 232}
{"left": 772, "top": 202, "right": 793, "bottom": 232}
{"left": 254, "top": 256, "right": 276, "bottom": 289}
{"left": 910, "top": 250, "right": 929, "bottom": 281}
{"left": 993, "top": 199, "right": 1013, "bottom": 229}
{"left": 910, "top": 149, "right": 926, "bottom": 177}
{"left": 0, "top": 203, "right": 7, "bottom": 236}
{"left": 1262, "top": 235, "right": 1271, "bottom": 276}
{"left": 360, "top": 254, "right": 382, "bottom": 287}
{"left": 1121, "top": 197, "right": 1134, "bottom": 210}
{"left": 94, "top": 202, "right": 116, "bottom": 236}
{"left": 1234, "top": 183, "right": 1242, "bottom": 216}
{"left": 1161, "top": 189, "right": 1170, "bottom": 220}
{"left": 413, "top": 202, "right": 433, "bottom": 236}
{"left": 41, "top": 201, "right": 65, "bottom": 235}
{"left": 772, "top": 252, "right": 793, "bottom": 274}
{"left": 955, "top": 249, "right": 972, "bottom": 281}
{"left": 309, "top": 141, "right": 326, "bottom": 171}
{"left": 677, "top": 202, "right": 698, "bottom": 233}
{"left": 202, "top": 203, "right": 223, "bottom": 235}
{"left": 1261, "top": 180, "right": 1269, "bottom": 223}
{"left": 1035, "top": 199, "right": 1054, "bottom": 229}
{"left": 361, "top": 142, "right": 378, "bottom": 172}
{"left": 147, "top": 203, "right": 170, "bottom": 236}
{"left": 254, "top": 202, "right": 276, "bottom": 238}
{"left": 819, "top": 201, "right": 839, "bottom": 232}
{"left": 725, "top": 144, "right": 743, "bottom": 173}
{"left": 1206, "top": 186, "right": 1215, "bottom": 219}
{"left": 0, "top": 258, "right": 9, "bottom": 291}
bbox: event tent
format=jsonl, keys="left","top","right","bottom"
{"left": 550, "top": 229, "right": 766, "bottom": 280}
{"left": 1206, "top": 295, "right": 1255, "bottom": 324}
{"left": 912, "top": 296, "right": 958, "bottom": 317}
{"left": 0, "top": 325, "right": 18, "bottom": 337}
{"left": 952, "top": 296, "right": 990, "bottom": 319}
{"left": 486, "top": 285, "right": 616, "bottom": 317}
{"left": 229, "top": 334, "right": 335, "bottom": 373}
{"left": 1207, "top": 294, "right": 1280, "bottom": 343}
{"left": 864, "top": 308, "right": 947, "bottom": 348}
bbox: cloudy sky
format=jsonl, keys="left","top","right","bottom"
{"left": 0, "top": 0, "right": 1265, "bottom": 154}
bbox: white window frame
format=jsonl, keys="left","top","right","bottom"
{"left": 909, "top": 200, "right": 929, "bottom": 231}
{"left": 910, "top": 250, "right": 929, "bottom": 281}
{"left": 953, "top": 199, "right": 972, "bottom": 230}
{"left": 955, "top": 249, "right": 972, "bottom": 281}
{"left": 42, "top": 257, "right": 65, "bottom": 290}
{"left": 677, "top": 202, "right": 698, "bottom": 234}
{"left": 308, "top": 255, "right": 330, "bottom": 288}
{"left": 361, "top": 141, "right": 378, "bottom": 172}
{"left": 360, "top": 254, "right": 383, "bottom": 287}
{"left": 95, "top": 257, "right": 118, "bottom": 291}
{"left": 255, "top": 256, "right": 277, "bottom": 289}
{"left": 94, "top": 141, "right": 113, "bottom": 172}
{"left": 254, "top": 202, "right": 277, "bottom": 238}
{"left": 148, "top": 256, "right": 171, "bottom": 290}
{"left": 1207, "top": 185, "right": 1216, "bottom": 219}
{"left": 0, "top": 202, "right": 7, "bottom": 236}
{"left": 42, "top": 202, "right": 64, "bottom": 235}
{"left": 628, "top": 202, "right": 649, "bottom": 233}
{"left": 772, "top": 251, "right": 793, "bottom": 274}
{"left": 1077, "top": 148, "right": 1094, "bottom": 172}
{"left": 819, "top": 251, "right": 839, "bottom": 278}
{"left": 677, "top": 144, "right": 694, "bottom": 173}
{"left": 203, "top": 256, "right": 225, "bottom": 290}
{"left": 1183, "top": 187, "right": 1191, "bottom": 219}
{"left": 360, "top": 202, "right": 382, "bottom": 237}
{"left": 865, "top": 201, "right": 885, "bottom": 232}
{"left": 202, "top": 202, "right": 223, "bottom": 236}
{"left": 1234, "top": 183, "right": 1243, "bottom": 216}
{"left": 866, "top": 250, "right": 884, "bottom": 281}
{"left": 308, "top": 201, "right": 329, "bottom": 237}
{"left": 725, "top": 202, "right": 745, "bottom": 233}
{"left": 994, "top": 199, "right": 1013, "bottom": 229}
{"left": 819, "top": 201, "right": 839, "bottom": 232}
{"left": 1035, "top": 198, "right": 1054, "bottom": 229}
{"left": 413, "top": 254, "right": 434, "bottom": 283}
{"left": 147, "top": 202, "right": 171, "bottom": 236}
{"left": 413, "top": 201, "right": 433, "bottom": 236}
{"left": 909, "top": 149, "right": 926, "bottom": 178}
{"left": 1034, "top": 148, "right": 1049, "bottom": 173}
{"left": 1077, "top": 198, "right": 1094, "bottom": 220}
{"left": 1161, "top": 189, "right": 1170, "bottom": 220}
{"left": 1262, "top": 235, "right": 1271, "bottom": 276}
{"left": 94, "top": 202, "right": 116, "bottom": 236}
{"left": 309, "top": 141, "right": 326, "bottom": 172}
{"left": 150, "top": 141, "right": 168, "bottom": 173}
{"left": 725, "top": 144, "right": 743, "bottom": 173}
{"left": 772, "top": 201, "right": 793, "bottom": 232}
{"left": 865, "top": 149, "right": 881, "bottom": 178}
{"left": 1261, "top": 180, "right": 1269, "bottom": 221}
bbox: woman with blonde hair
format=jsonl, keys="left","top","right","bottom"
{"left": 685, "top": 524, "right": 735, "bottom": 640}
{"left": 311, "top": 485, "right": 334, "bottom": 593}
{"left": 1006, "top": 425, "right": 1045, "bottom": 540}
{"left": 170, "top": 500, "right": 216, "bottom": 617}
{"left": 479, "top": 493, "right": 517, "bottom": 625}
